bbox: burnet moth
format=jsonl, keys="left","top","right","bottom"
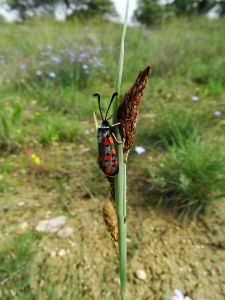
{"left": 93, "top": 92, "right": 120, "bottom": 177}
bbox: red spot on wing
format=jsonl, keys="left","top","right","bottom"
{"left": 105, "top": 167, "right": 112, "bottom": 174}
{"left": 111, "top": 149, "right": 116, "bottom": 155}
{"left": 103, "top": 138, "right": 109, "bottom": 146}
{"left": 108, "top": 135, "right": 115, "bottom": 144}
{"left": 104, "top": 155, "right": 110, "bottom": 161}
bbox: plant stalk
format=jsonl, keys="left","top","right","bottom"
{"left": 112, "top": 1, "right": 129, "bottom": 300}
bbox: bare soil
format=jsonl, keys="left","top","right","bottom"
{"left": 0, "top": 144, "right": 224, "bottom": 299}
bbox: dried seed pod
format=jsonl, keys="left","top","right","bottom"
{"left": 117, "top": 66, "right": 151, "bottom": 160}
{"left": 102, "top": 200, "right": 119, "bottom": 256}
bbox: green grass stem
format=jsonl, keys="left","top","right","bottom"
{"left": 113, "top": 1, "right": 129, "bottom": 299}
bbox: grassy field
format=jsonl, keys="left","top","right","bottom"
{"left": 0, "top": 16, "right": 225, "bottom": 299}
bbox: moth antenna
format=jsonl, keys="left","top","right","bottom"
{"left": 105, "top": 92, "right": 118, "bottom": 120}
{"left": 93, "top": 93, "right": 104, "bottom": 121}
{"left": 106, "top": 114, "right": 112, "bottom": 121}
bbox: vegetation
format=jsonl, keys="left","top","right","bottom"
{"left": 0, "top": 16, "right": 224, "bottom": 298}
{"left": 0, "top": 16, "right": 224, "bottom": 210}
{"left": 133, "top": 0, "right": 166, "bottom": 26}
{"left": 149, "top": 136, "right": 225, "bottom": 217}
{"left": 134, "top": 0, "right": 225, "bottom": 26}
{"left": 7, "top": 0, "right": 116, "bottom": 19}
{"left": 0, "top": 233, "right": 87, "bottom": 299}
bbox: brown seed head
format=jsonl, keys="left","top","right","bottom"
{"left": 117, "top": 66, "right": 151, "bottom": 160}
{"left": 102, "top": 200, "right": 119, "bottom": 256}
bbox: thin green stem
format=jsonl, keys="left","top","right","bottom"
{"left": 113, "top": 0, "right": 129, "bottom": 122}
{"left": 112, "top": 1, "right": 129, "bottom": 300}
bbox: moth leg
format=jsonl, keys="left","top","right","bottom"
{"left": 112, "top": 132, "right": 123, "bottom": 144}
{"left": 111, "top": 122, "right": 121, "bottom": 127}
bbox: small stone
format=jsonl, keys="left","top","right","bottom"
{"left": 58, "top": 249, "right": 66, "bottom": 257}
{"left": 191, "top": 95, "right": 200, "bottom": 102}
{"left": 20, "top": 222, "right": 28, "bottom": 230}
{"left": 57, "top": 226, "right": 73, "bottom": 239}
{"left": 50, "top": 251, "right": 56, "bottom": 258}
{"left": 135, "top": 270, "right": 147, "bottom": 281}
{"left": 18, "top": 201, "right": 25, "bottom": 207}
{"left": 35, "top": 216, "right": 67, "bottom": 233}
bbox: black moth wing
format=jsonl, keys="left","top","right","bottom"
{"left": 97, "top": 125, "right": 119, "bottom": 176}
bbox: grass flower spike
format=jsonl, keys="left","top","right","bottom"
{"left": 96, "top": 2, "right": 151, "bottom": 298}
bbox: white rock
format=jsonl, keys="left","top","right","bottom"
{"left": 18, "top": 201, "right": 25, "bottom": 207}
{"left": 20, "top": 221, "right": 28, "bottom": 230}
{"left": 35, "top": 216, "right": 67, "bottom": 233}
{"left": 58, "top": 249, "right": 66, "bottom": 257}
{"left": 57, "top": 226, "right": 73, "bottom": 239}
{"left": 135, "top": 270, "right": 147, "bottom": 281}
{"left": 50, "top": 251, "right": 56, "bottom": 258}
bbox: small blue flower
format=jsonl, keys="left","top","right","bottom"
{"left": 82, "top": 64, "right": 90, "bottom": 75}
{"left": 172, "top": 289, "right": 192, "bottom": 300}
{"left": 36, "top": 70, "right": 42, "bottom": 76}
{"left": 135, "top": 146, "right": 145, "bottom": 155}
{"left": 214, "top": 110, "right": 222, "bottom": 117}
{"left": 48, "top": 71, "right": 56, "bottom": 78}
{"left": 51, "top": 55, "right": 61, "bottom": 64}
{"left": 82, "top": 64, "right": 88, "bottom": 70}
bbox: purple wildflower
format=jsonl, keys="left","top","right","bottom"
{"left": 78, "top": 51, "right": 86, "bottom": 61}
{"left": 51, "top": 55, "right": 61, "bottom": 64}
{"left": 213, "top": 111, "right": 222, "bottom": 117}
